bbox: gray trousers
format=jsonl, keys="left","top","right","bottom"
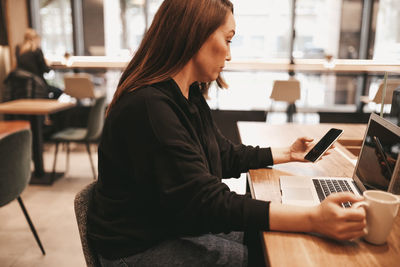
{"left": 99, "top": 232, "right": 248, "bottom": 267}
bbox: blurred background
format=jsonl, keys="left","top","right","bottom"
{"left": 0, "top": 0, "right": 399, "bottom": 114}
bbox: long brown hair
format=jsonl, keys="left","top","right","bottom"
{"left": 107, "top": 0, "right": 234, "bottom": 115}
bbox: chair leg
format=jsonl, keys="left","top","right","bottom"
{"left": 267, "top": 101, "right": 274, "bottom": 122}
{"left": 17, "top": 197, "right": 46, "bottom": 255}
{"left": 85, "top": 142, "right": 97, "bottom": 179}
{"left": 286, "top": 103, "right": 296, "bottom": 123}
{"left": 65, "top": 142, "right": 70, "bottom": 174}
{"left": 52, "top": 142, "right": 60, "bottom": 178}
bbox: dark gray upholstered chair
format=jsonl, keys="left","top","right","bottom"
{"left": 51, "top": 96, "right": 106, "bottom": 179}
{"left": 0, "top": 129, "right": 45, "bottom": 255}
{"left": 3, "top": 68, "right": 49, "bottom": 101}
{"left": 74, "top": 181, "right": 100, "bottom": 267}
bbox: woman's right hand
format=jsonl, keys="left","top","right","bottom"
{"left": 310, "top": 192, "right": 366, "bottom": 240}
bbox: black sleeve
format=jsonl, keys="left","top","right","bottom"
{"left": 36, "top": 48, "right": 50, "bottom": 74}
{"left": 144, "top": 94, "right": 270, "bottom": 233}
{"left": 212, "top": 122, "right": 273, "bottom": 179}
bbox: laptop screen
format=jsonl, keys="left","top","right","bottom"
{"left": 355, "top": 114, "right": 400, "bottom": 191}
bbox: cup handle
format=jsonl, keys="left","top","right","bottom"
{"left": 395, "top": 196, "right": 400, "bottom": 217}
{"left": 352, "top": 201, "right": 369, "bottom": 235}
{"left": 352, "top": 201, "right": 369, "bottom": 209}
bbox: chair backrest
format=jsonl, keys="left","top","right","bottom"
{"left": 74, "top": 181, "right": 100, "bottom": 267}
{"left": 270, "top": 79, "right": 301, "bottom": 103}
{"left": 3, "top": 69, "right": 48, "bottom": 101}
{"left": 85, "top": 96, "right": 106, "bottom": 141}
{"left": 64, "top": 73, "right": 95, "bottom": 99}
{"left": 372, "top": 79, "right": 400, "bottom": 105}
{"left": 0, "top": 129, "right": 32, "bottom": 207}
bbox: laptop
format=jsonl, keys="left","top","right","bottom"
{"left": 280, "top": 113, "right": 400, "bottom": 206}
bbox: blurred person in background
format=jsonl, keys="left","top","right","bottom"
{"left": 15, "top": 28, "right": 62, "bottom": 99}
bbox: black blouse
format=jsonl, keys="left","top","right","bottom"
{"left": 88, "top": 79, "right": 274, "bottom": 259}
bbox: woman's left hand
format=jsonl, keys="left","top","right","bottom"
{"left": 289, "top": 137, "right": 314, "bottom": 162}
{"left": 271, "top": 136, "right": 335, "bottom": 164}
{"left": 289, "top": 136, "right": 335, "bottom": 162}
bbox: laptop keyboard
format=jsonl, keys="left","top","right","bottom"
{"left": 312, "top": 179, "right": 354, "bottom": 208}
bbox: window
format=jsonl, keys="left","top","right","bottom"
{"left": 374, "top": 0, "right": 400, "bottom": 60}
{"left": 105, "top": 0, "right": 292, "bottom": 59}
{"left": 294, "top": 0, "right": 342, "bottom": 59}
{"left": 231, "top": 0, "right": 291, "bottom": 59}
{"left": 38, "top": 0, "right": 73, "bottom": 56}
{"left": 104, "top": 0, "right": 163, "bottom": 56}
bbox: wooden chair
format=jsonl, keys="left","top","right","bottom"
{"left": 361, "top": 79, "right": 400, "bottom": 110}
{"left": 64, "top": 73, "right": 96, "bottom": 99}
{"left": 269, "top": 79, "right": 301, "bottom": 122}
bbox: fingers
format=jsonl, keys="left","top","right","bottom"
{"left": 327, "top": 145, "right": 335, "bottom": 151}
{"left": 299, "top": 136, "right": 314, "bottom": 143}
{"left": 334, "top": 219, "right": 367, "bottom": 240}
{"left": 336, "top": 229, "right": 366, "bottom": 241}
{"left": 323, "top": 192, "right": 366, "bottom": 221}
{"left": 342, "top": 220, "right": 367, "bottom": 231}
{"left": 343, "top": 207, "right": 366, "bottom": 221}
{"left": 324, "top": 146, "right": 335, "bottom": 155}
{"left": 326, "top": 192, "right": 364, "bottom": 205}
{"left": 319, "top": 148, "right": 333, "bottom": 159}
{"left": 317, "top": 192, "right": 368, "bottom": 241}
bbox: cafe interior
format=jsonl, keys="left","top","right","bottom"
{"left": 0, "top": 0, "right": 399, "bottom": 266}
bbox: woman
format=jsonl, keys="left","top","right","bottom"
{"left": 88, "top": 0, "right": 366, "bottom": 266}
{"left": 16, "top": 28, "right": 62, "bottom": 99}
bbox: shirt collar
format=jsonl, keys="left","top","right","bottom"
{"left": 153, "top": 79, "right": 203, "bottom": 112}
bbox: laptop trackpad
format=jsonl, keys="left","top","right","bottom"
{"left": 283, "top": 187, "right": 314, "bottom": 201}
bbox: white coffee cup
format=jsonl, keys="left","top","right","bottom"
{"left": 353, "top": 190, "right": 400, "bottom": 245}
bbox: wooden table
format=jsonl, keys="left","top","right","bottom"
{"left": 237, "top": 121, "right": 400, "bottom": 267}
{"left": 0, "top": 120, "right": 30, "bottom": 139}
{"left": 0, "top": 99, "right": 75, "bottom": 185}
{"left": 0, "top": 99, "right": 74, "bottom": 115}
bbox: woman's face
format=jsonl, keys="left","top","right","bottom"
{"left": 34, "top": 36, "right": 41, "bottom": 46}
{"left": 192, "top": 12, "right": 235, "bottom": 83}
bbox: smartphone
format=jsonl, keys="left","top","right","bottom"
{"left": 304, "top": 128, "right": 343, "bottom": 162}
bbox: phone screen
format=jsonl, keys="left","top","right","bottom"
{"left": 304, "top": 128, "right": 343, "bottom": 162}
